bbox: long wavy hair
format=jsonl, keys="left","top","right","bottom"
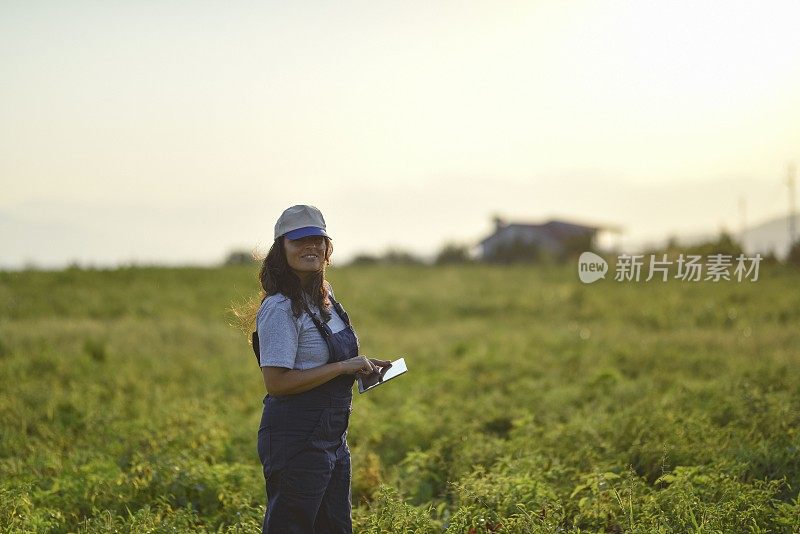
{"left": 230, "top": 236, "right": 334, "bottom": 336}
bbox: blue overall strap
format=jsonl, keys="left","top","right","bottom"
{"left": 302, "top": 299, "right": 329, "bottom": 339}
{"left": 301, "top": 292, "right": 352, "bottom": 339}
{"left": 252, "top": 291, "right": 352, "bottom": 366}
{"left": 251, "top": 331, "right": 260, "bottom": 365}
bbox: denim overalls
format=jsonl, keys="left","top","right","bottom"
{"left": 252, "top": 292, "right": 359, "bottom": 534}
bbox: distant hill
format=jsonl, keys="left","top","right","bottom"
{"left": 742, "top": 214, "right": 800, "bottom": 260}
{"left": 625, "top": 213, "right": 800, "bottom": 261}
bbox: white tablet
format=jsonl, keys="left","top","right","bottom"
{"left": 357, "top": 358, "right": 408, "bottom": 393}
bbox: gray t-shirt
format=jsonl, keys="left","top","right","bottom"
{"left": 256, "top": 287, "right": 348, "bottom": 369}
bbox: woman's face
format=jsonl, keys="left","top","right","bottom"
{"left": 284, "top": 235, "right": 328, "bottom": 278}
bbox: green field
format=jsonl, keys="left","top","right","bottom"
{"left": 1, "top": 264, "right": 799, "bottom": 532}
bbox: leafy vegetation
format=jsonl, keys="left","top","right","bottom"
{"left": 1, "top": 263, "right": 798, "bottom": 532}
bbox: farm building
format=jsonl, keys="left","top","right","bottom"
{"left": 478, "top": 216, "right": 615, "bottom": 262}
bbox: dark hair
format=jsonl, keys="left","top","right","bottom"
{"left": 229, "top": 235, "right": 334, "bottom": 337}
{"left": 259, "top": 236, "right": 334, "bottom": 321}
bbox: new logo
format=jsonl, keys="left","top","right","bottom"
{"left": 578, "top": 252, "right": 608, "bottom": 284}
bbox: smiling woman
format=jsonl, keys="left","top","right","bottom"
{"left": 285, "top": 234, "right": 327, "bottom": 279}
{"left": 246, "top": 204, "right": 390, "bottom": 534}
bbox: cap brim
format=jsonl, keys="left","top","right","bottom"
{"left": 284, "top": 226, "right": 329, "bottom": 240}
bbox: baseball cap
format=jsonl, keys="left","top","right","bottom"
{"left": 274, "top": 205, "right": 330, "bottom": 241}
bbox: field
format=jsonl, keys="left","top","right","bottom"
{"left": 1, "top": 263, "right": 799, "bottom": 532}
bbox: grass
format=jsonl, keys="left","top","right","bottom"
{"left": 0, "top": 263, "right": 799, "bottom": 532}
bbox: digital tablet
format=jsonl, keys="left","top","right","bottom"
{"left": 357, "top": 358, "right": 408, "bottom": 393}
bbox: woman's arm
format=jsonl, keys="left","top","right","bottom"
{"left": 262, "top": 356, "right": 383, "bottom": 396}
{"left": 262, "top": 363, "right": 343, "bottom": 396}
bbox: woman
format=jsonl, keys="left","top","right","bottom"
{"left": 251, "top": 204, "right": 390, "bottom": 533}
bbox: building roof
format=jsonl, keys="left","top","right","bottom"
{"left": 479, "top": 218, "right": 604, "bottom": 245}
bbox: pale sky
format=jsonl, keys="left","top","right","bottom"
{"left": 2, "top": 0, "right": 799, "bottom": 268}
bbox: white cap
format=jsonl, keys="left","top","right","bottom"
{"left": 274, "top": 205, "right": 329, "bottom": 241}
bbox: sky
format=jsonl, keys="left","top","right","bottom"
{"left": 1, "top": 0, "right": 800, "bottom": 269}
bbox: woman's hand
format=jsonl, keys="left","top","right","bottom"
{"left": 365, "top": 357, "right": 391, "bottom": 376}
{"left": 339, "top": 356, "right": 391, "bottom": 376}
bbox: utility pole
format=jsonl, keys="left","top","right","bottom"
{"left": 739, "top": 196, "right": 747, "bottom": 250}
{"left": 789, "top": 162, "right": 797, "bottom": 247}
